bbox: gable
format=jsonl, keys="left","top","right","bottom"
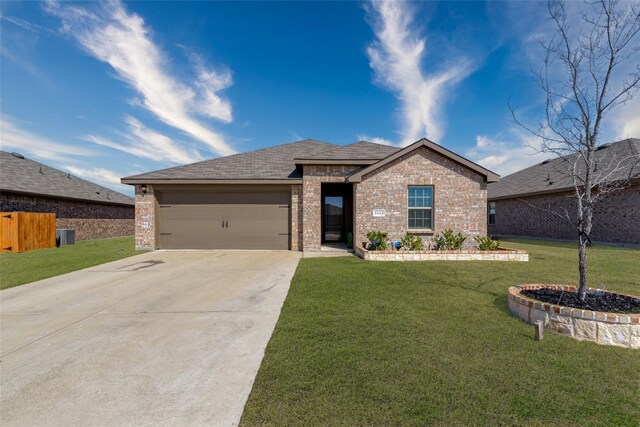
{"left": 358, "top": 146, "right": 487, "bottom": 185}
{"left": 349, "top": 139, "right": 498, "bottom": 183}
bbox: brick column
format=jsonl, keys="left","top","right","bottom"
{"left": 302, "top": 178, "right": 321, "bottom": 251}
{"left": 134, "top": 184, "right": 157, "bottom": 250}
{"left": 290, "top": 184, "right": 303, "bottom": 251}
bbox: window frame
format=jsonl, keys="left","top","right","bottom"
{"left": 407, "top": 185, "right": 434, "bottom": 231}
{"left": 488, "top": 202, "right": 496, "bottom": 225}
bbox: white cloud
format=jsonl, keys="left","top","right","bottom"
{"left": 0, "top": 116, "right": 94, "bottom": 162}
{"left": 366, "top": 1, "right": 473, "bottom": 146}
{"left": 466, "top": 132, "right": 548, "bottom": 176}
{"left": 64, "top": 165, "right": 132, "bottom": 195}
{"left": 614, "top": 97, "right": 640, "bottom": 139}
{"left": 65, "top": 165, "right": 122, "bottom": 186}
{"left": 0, "top": 14, "right": 57, "bottom": 35}
{"left": 87, "top": 116, "right": 202, "bottom": 164}
{"left": 44, "top": 0, "right": 236, "bottom": 156}
{"left": 357, "top": 134, "right": 394, "bottom": 146}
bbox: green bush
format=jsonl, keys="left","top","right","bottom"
{"left": 433, "top": 229, "right": 467, "bottom": 250}
{"left": 474, "top": 235, "right": 501, "bottom": 251}
{"left": 400, "top": 234, "right": 424, "bottom": 251}
{"left": 366, "top": 230, "right": 389, "bottom": 251}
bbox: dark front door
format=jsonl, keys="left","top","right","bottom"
{"left": 323, "top": 196, "right": 344, "bottom": 242}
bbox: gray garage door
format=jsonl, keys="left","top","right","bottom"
{"left": 157, "top": 190, "right": 290, "bottom": 250}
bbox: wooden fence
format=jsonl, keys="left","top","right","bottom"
{"left": 1, "top": 212, "right": 56, "bottom": 253}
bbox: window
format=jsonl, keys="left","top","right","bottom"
{"left": 408, "top": 186, "right": 433, "bottom": 229}
{"left": 488, "top": 202, "right": 496, "bottom": 225}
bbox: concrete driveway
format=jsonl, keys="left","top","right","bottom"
{"left": 1, "top": 250, "right": 301, "bottom": 426}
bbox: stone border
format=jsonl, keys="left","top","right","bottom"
{"left": 508, "top": 285, "right": 640, "bottom": 349}
{"left": 354, "top": 245, "right": 528, "bottom": 261}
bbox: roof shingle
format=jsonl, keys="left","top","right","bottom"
{"left": 488, "top": 138, "right": 640, "bottom": 200}
{"left": 0, "top": 151, "right": 134, "bottom": 205}
{"left": 122, "top": 139, "right": 385, "bottom": 182}
{"left": 296, "top": 140, "right": 400, "bottom": 160}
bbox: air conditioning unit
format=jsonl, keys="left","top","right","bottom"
{"left": 56, "top": 229, "right": 76, "bottom": 246}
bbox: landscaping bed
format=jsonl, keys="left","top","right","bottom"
{"left": 357, "top": 229, "right": 528, "bottom": 261}
{"left": 509, "top": 285, "right": 640, "bottom": 349}
{"left": 355, "top": 244, "right": 528, "bottom": 261}
{"left": 521, "top": 287, "right": 640, "bottom": 313}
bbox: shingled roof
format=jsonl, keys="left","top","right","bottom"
{"left": 0, "top": 151, "right": 134, "bottom": 206}
{"left": 122, "top": 139, "right": 336, "bottom": 182}
{"left": 295, "top": 141, "right": 400, "bottom": 161}
{"left": 488, "top": 138, "right": 640, "bottom": 200}
{"left": 122, "top": 138, "right": 499, "bottom": 184}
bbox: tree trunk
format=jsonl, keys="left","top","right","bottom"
{"left": 578, "top": 236, "right": 588, "bottom": 300}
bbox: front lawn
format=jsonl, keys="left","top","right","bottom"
{"left": 242, "top": 239, "right": 640, "bottom": 426}
{"left": 0, "top": 236, "right": 138, "bottom": 290}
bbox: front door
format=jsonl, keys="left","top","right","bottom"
{"left": 323, "top": 195, "right": 344, "bottom": 242}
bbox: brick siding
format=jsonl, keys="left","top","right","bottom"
{"left": 291, "top": 184, "right": 303, "bottom": 251}
{"left": 355, "top": 146, "right": 488, "bottom": 249}
{"left": 134, "top": 185, "right": 158, "bottom": 250}
{"left": 489, "top": 183, "right": 640, "bottom": 244}
{"left": 1, "top": 192, "right": 134, "bottom": 241}
{"left": 56, "top": 218, "right": 134, "bottom": 241}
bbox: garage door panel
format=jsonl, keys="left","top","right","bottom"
{"left": 157, "top": 191, "right": 290, "bottom": 250}
{"left": 227, "top": 221, "right": 289, "bottom": 235}
{"left": 157, "top": 191, "right": 290, "bottom": 205}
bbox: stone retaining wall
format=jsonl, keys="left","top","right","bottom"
{"left": 355, "top": 245, "right": 528, "bottom": 261}
{"left": 508, "top": 285, "right": 640, "bottom": 349}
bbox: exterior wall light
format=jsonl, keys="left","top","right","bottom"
{"left": 141, "top": 185, "right": 147, "bottom": 194}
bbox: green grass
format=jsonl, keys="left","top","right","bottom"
{"left": 242, "top": 239, "right": 640, "bottom": 426}
{"left": 0, "top": 236, "right": 139, "bottom": 290}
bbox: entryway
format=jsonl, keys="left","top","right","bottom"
{"left": 321, "top": 183, "right": 353, "bottom": 244}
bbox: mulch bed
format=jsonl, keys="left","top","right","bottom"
{"left": 521, "top": 288, "right": 640, "bottom": 314}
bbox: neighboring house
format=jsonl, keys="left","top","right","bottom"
{"left": 488, "top": 138, "right": 640, "bottom": 245}
{"left": 121, "top": 139, "right": 499, "bottom": 251}
{"left": 0, "top": 151, "right": 134, "bottom": 240}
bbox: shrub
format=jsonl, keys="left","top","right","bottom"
{"left": 474, "top": 235, "right": 501, "bottom": 251}
{"left": 366, "top": 230, "right": 389, "bottom": 251}
{"left": 433, "top": 229, "right": 467, "bottom": 250}
{"left": 400, "top": 234, "right": 424, "bottom": 251}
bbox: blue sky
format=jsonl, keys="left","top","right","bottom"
{"left": 1, "top": 1, "right": 638, "bottom": 196}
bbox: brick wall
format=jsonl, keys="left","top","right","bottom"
{"left": 302, "top": 165, "right": 359, "bottom": 251}
{"left": 134, "top": 184, "right": 157, "bottom": 250}
{"left": 56, "top": 218, "right": 134, "bottom": 241}
{"left": 489, "top": 183, "right": 640, "bottom": 244}
{"left": 0, "top": 192, "right": 134, "bottom": 241}
{"left": 291, "top": 184, "right": 303, "bottom": 251}
{"left": 355, "top": 147, "right": 488, "bottom": 248}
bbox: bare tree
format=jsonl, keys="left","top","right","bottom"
{"left": 512, "top": 0, "right": 640, "bottom": 300}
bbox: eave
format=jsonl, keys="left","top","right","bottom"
{"left": 120, "top": 178, "right": 303, "bottom": 185}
